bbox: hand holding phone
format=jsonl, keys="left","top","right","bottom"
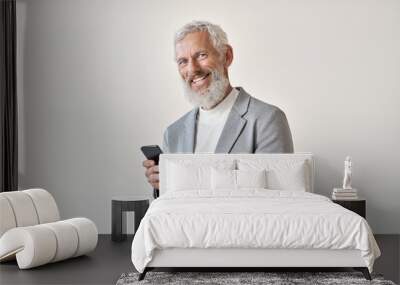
{"left": 141, "top": 145, "right": 163, "bottom": 198}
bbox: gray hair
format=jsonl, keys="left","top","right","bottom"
{"left": 174, "top": 21, "right": 229, "bottom": 58}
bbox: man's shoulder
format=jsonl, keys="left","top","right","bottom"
{"left": 246, "top": 92, "right": 285, "bottom": 119}
{"left": 164, "top": 108, "right": 196, "bottom": 134}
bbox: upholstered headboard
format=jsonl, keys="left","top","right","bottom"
{"left": 159, "top": 153, "right": 314, "bottom": 195}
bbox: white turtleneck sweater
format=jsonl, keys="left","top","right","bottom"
{"left": 194, "top": 88, "right": 239, "bottom": 153}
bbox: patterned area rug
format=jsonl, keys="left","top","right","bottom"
{"left": 116, "top": 271, "right": 396, "bottom": 285}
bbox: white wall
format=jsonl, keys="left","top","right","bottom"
{"left": 17, "top": 0, "right": 400, "bottom": 233}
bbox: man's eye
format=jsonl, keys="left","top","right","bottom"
{"left": 178, "top": 60, "right": 186, "bottom": 66}
{"left": 199, "top": 53, "right": 207, "bottom": 59}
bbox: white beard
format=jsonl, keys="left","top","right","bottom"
{"left": 182, "top": 69, "right": 229, "bottom": 110}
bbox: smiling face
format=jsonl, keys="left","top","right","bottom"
{"left": 175, "top": 31, "right": 233, "bottom": 109}
{"left": 176, "top": 31, "right": 224, "bottom": 93}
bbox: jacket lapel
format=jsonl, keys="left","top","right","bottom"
{"left": 215, "top": 87, "right": 251, "bottom": 153}
{"left": 182, "top": 108, "right": 198, "bottom": 153}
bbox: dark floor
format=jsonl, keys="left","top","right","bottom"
{"left": 0, "top": 234, "right": 399, "bottom": 285}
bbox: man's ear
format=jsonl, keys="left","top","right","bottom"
{"left": 224, "top": 45, "right": 233, "bottom": 68}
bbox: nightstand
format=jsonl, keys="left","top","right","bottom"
{"left": 111, "top": 195, "right": 150, "bottom": 242}
{"left": 332, "top": 198, "right": 366, "bottom": 218}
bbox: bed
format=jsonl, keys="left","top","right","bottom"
{"left": 131, "top": 153, "right": 380, "bottom": 280}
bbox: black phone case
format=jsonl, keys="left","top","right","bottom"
{"left": 141, "top": 145, "right": 163, "bottom": 165}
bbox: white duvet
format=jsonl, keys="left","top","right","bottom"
{"left": 131, "top": 190, "right": 380, "bottom": 273}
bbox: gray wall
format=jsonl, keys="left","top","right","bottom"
{"left": 16, "top": 0, "right": 400, "bottom": 234}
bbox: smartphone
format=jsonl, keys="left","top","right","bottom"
{"left": 141, "top": 145, "right": 163, "bottom": 165}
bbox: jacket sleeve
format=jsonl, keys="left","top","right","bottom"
{"left": 255, "top": 109, "right": 294, "bottom": 153}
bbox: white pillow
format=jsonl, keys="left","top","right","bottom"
{"left": 167, "top": 163, "right": 209, "bottom": 191}
{"left": 211, "top": 168, "right": 236, "bottom": 190}
{"left": 237, "top": 159, "right": 309, "bottom": 191}
{"left": 211, "top": 169, "right": 267, "bottom": 190}
{"left": 236, "top": 169, "right": 267, "bottom": 189}
{"left": 166, "top": 159, "right": 235, "bottom": 192}
{"left": 266, "top": 162, "right": 307, "bottom": 191}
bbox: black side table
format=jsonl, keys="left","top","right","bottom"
{"left": 112, "top": 195, "right": 150, "bottom": 242}
{"left": 332, "top": 198, "right": 366, "bottom": 218}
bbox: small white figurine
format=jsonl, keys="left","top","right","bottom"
{"left": 342, "top": 156, "right": 352, "bottom": 189}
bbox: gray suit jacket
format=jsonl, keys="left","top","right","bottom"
{"left": 162, "top": 87, "right": 294, "bottom": 153}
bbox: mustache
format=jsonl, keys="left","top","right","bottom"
{"left": 186, "top": 70, "right": 212, "bottom": 83}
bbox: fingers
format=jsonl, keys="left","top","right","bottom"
{"left": 147, "top": 174, "right": 159, "bottom": 189}
{"left": 147, "top": 173, "right": 159, "bottom": 187}
{"left": 150, "top": 181, "right": 159, "bottom": 189}
{"left": 142, "top": 160, "right": 159, "bottom": 189}
{"left": 145, "top": 165, "right": 159, "bottom": 178}
{"left": 147, "top": 173, "right": 159, "bottom": 183}
{"left": 142, "top": 160, "right": 155, "bottom": 168}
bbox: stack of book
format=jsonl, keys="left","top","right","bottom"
{"left": 332, "top": 188, "right": 358, "bottom": 200}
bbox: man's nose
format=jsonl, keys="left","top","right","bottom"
{"left": 187, "top": 58, "right": 201, "bottom": 75}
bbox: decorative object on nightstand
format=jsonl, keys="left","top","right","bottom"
{"left": 332, "top": 156, "right": 365, "bottom": 218}
{"left": 111, "top": 195, "right": 150, "bottom": 242}
{"left": 332, "top": 156, "right": 358, "bottom": 200}
{"left": 332, "top": 198, "right": 366, "bottom": 218}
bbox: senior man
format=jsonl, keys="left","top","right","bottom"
{"left": 144, "top": 21, "right": 293, "bottom": 190}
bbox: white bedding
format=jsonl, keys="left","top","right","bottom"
{"left": 131, "top": 190, "right": 380, "bottom": 273}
